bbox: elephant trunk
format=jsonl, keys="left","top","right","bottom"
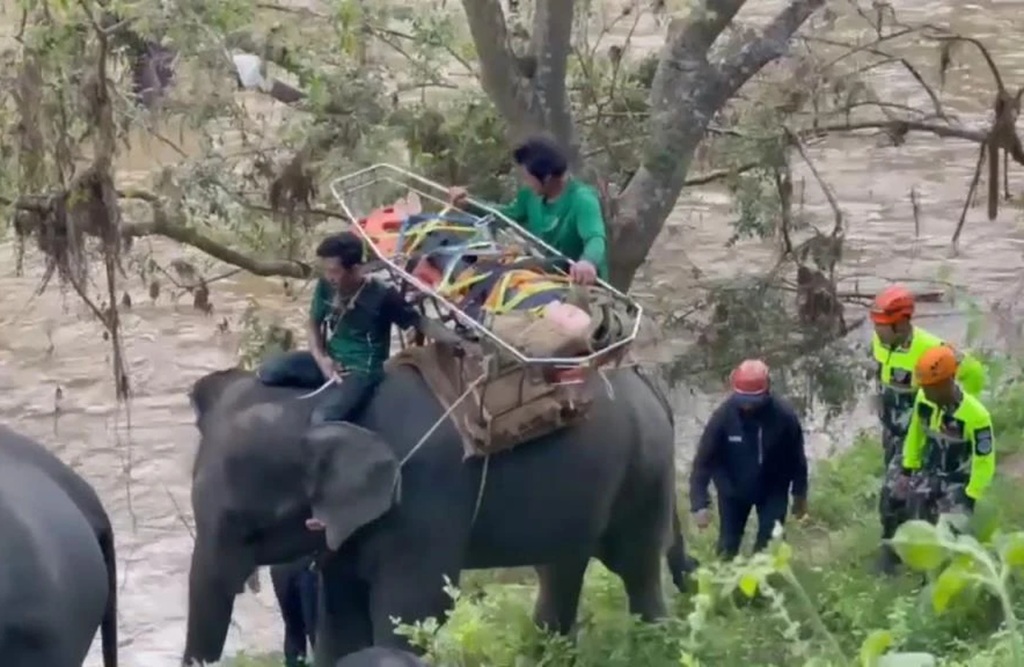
{"left": 666, "top": 503, "right": 699, "bottom": 593}
{"left": 99, "top": 527, "right": 118, "bottom": 667}
{"left": 182, "top": 540, "right": 238, "bottom": 665}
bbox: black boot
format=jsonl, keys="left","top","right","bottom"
{"left": 874, "top": 543, "right": 900, "bottom": 575}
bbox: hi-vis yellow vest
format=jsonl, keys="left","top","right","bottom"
{"left": 872, "top": 326, "right": 987, "bottom": 437}
{"left": 872, "top": 327, "right": 943, "bottom": 436}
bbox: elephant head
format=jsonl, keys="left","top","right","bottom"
{"left": 301, "top": 422, "right": 401, "bottom": 551}
{"left": 183, "top": 381, "right": 401, "bottom": 665}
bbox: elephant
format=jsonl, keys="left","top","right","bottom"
{"left": 336, "top": 647, "right": 430, "bottom": 666}
{"left": 182, "top": 360, "right": 697, "bottom": 666}
{"left": 0, "top": 424, "right": 118, "bottom": 667}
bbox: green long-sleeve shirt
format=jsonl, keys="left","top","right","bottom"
{"left": 495, "top": 178, "right": 609, "bottom": 280}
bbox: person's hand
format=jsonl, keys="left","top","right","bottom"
{"left": 693, "top": 508, "right": 712, "bottom": 530}
{"left": 792, "top": 496, "right": 808, "bottom": 520}
{"left": 892, "top": 473, "right": 911, "bottom": 500}
{"left": 314, "top": 352, "right": 340, "bottom": 382}
{"left": 448, "top": 186, "right": 469, "bottom": 207}
{"left": 569, "top": 259, "right": 598, "bottom": 285}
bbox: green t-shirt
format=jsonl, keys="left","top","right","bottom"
{"left": 496, "top": 178, "right": 609, "bottom": 280}
{"left": 309, "top": 278, "right": 419, "bottom": 378}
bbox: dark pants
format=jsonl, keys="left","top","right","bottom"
{"left": 258, "top": 351, "right": 380, "bottom": 424}
{"left": 717, "top": 492, "right": 789, "bottom": 560}
{"left": 270, "top": 556, "right": 319, "bottom": 667}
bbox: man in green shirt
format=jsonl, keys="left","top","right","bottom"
{"left": 258, "top": 231, "right": 459, "bottom": 424}
{"left": 448, "top": 136, "right": 608, "bottom": 285}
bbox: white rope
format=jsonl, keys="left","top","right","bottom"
{"left": 470, "top": 454, "right": 491, "bottom": 527}
{"left": 296, "top": 373, "right": 345, "bottom": 400}
{"left": 392, "top": 360, "right": 493, "bottom": 503}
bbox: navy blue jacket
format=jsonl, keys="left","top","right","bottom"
{"left": 689, "top": 395, "right": 808, "bottom": 510}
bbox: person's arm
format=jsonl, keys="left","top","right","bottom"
{"left": 495, "top": 188, "right": 528, "bottom": 224}
{"left": 955, "top": 349, "right": 987, "bottom": 398}
{"left": 689, "top": 407, "right": 724, "bottom": 511}
{"left": 901, "top": 392, "right": 927, "bottom": 472}
{"left": 307, "top": 280, "right": 328, "bottom": 358}
{"left": 966, "top": 417, "right": 996, "bottom": 500}
{"left": 381, "top": 286, "right": 463, "bottom": 345}
{"left": 573, "top": 190, "right": 608, "bottom": 270}
{"left": 789, "top": 412, "right": 809, "bottom": 500}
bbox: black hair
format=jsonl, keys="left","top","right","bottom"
{"left": 512, "top": 136, "right": 568, "bottom": 183}
{"left": 316, "top": 231, "right": 364, "bottom": 268}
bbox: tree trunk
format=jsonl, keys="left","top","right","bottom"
{"left": 462, "top": 0, "right": 827, "bottom": 292}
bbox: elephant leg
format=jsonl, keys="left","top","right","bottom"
{"left": 598, "top": 505, "right": 670, "bottom": 622}
{"left": 368, "top": 560, "right": 462, "bottom": 651}
{"left": 532, "top": 558, "right": 590, "bottom": 635}
{"left": 314, "top": 558, "right": 373, "bottom": 667}
{"left": 182, "top": 540, "right": 239, "bottom": 665}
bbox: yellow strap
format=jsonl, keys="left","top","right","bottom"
{"left": 489, "top": 273, "right": 570, "bottom": 314}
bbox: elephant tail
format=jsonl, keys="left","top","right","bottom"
{"left": 666, "top": 503, "right": 699, "bottom": 594}
{"left": 99, "top": 527, "right": 119, "bottom": 667}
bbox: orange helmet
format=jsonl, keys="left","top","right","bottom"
{"left": 731, "top": 359, "right": 770, "bottom": 395}
{"left": 870, "top": 285, "right": 915, "bottom": 325}
{"left": 915, "top": 345, "right": 958, "bottom": 386}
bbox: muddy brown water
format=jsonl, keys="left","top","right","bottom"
{"left": 1, "top": 0, "right": 1024, "bottom": 664}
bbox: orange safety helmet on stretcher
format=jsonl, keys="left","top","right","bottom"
{"left": 915, "top": 344, "right": 959, "bottom": 387}
{"left": 870, "top": 285, "right": 915, "bottom": 325}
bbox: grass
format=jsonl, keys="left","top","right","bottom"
{"left": 221, "top": 358, "right": 1024, "bottom": 667}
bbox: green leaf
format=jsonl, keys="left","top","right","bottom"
{"left": 859, "top": 629, "right": 894, "bottom": 667}
{"left": 999, "top": 532, "right": 1024, "bottom": 568}
{"left": 931, "top": 564, "right": 969, "bottom": 614}
{"left": 877, "top": 653, "right": 937, "bottom": 667}
{"left": 772, "top": 541, "right": 793, "bottom": 570}
{"left": 891, "top": 520, "right": 947, "bottom": 572}
{"left": 738, "top": 572, "right": 759, "bottom": 598}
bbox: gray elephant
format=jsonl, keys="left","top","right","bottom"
{"left": 0, "top": 424, "right": 118, "bottom": 667}
{"left": 336, "top": 648, "right": 429, "bottom": 666}
{"left": 182, "top": 362, "right": 696, "bottom": 666}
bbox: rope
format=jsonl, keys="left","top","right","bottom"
{"left": 296, "top": 373, "right": 345, "bottom": 400}
{"left": 471, "top": 454, "right": 490, "bottom": 527}
{"left": 391, "top": 359, "right": 493, "bottom": 504}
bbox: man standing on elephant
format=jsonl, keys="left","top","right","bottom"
{"left": 689, "top": 359, "right": 808, "bottom": 560}
{"left": 891, "top": 345, "right": 994, "bottom": 531}
{"left": 258, "top": 231, "right": 461, "bottom": 424}
{"left": 447, "top": 135, "right": 608, "bottom": 285}
{"left": 868, "top": 284, "right": 987, "bottom": 573}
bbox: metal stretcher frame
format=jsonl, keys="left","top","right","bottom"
{"left": 328, "top": 163, "right": 643, "bottom": 367}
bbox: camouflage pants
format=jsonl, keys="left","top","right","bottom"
{"left": 906, "top": 475, "right": 975, "bottom": 525}
{"left": 878, "top": 429, "right": 908, "bottom": 537}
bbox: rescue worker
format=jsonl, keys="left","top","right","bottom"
{"left": 258, "top": 231, "right": 461, "bottom": 424}
{"left": 689, "top": 359, "right": 809, "bottom": 560}
{"left": 869, "top": 284, "right": 987, "bottom": 572}
{"left": 891, "top": 345, "right": 994, "bottom": 528}
{"left": 448, "top": 135, "right": 608, "bottom": 285}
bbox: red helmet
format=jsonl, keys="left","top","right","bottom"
{"left": 731, "top": 359, "right": 770, "bottom": 395}
{"left": 870, "top": 285, "right": 915, "bottom": 325}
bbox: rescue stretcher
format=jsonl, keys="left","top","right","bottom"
{"left": 328, "top": 164, "right": 643, "bottom": 370}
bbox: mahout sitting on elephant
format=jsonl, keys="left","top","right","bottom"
{"left": 0, "top": 423, "right": 118, "bottom": 667}
{"left": 258, "top": 231, "right": 460, "bottom": 425}
{"left": 182, "top": 356, "right": 697, "bottom": 666}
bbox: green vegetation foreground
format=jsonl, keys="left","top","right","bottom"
{"left": 226, "top": 350, "right": 1024, "bottom": 667}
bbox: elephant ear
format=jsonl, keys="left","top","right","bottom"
{"left": 302, "top": 422, "right": 399, "bottom": 551}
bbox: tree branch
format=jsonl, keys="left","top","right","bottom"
{"left": 608, "top": 0, "right": 829, "bottom": 291}
{"left": 460, "top": 0, "right": 535, "bottom": 135}
{"left": 716, "top": 0, "right": 827, "bottom": 92}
